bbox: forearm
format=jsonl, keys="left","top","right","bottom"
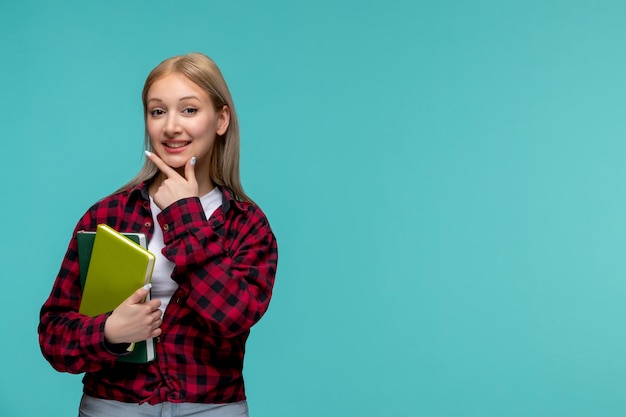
{"left": 38, "top": 237, "right": 126, "bottom": 373}
{"left": 183, "top": 251, "right": 276, "bottom": 337}
{"left": 158, "top": 197, "right": 278, "bottom": 337}
{"left": 39, "top": 308, "right": 120, "bottom": 373}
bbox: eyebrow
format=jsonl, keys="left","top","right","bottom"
{"left": 147, "top": 96, "right": 201, "bottom": 103}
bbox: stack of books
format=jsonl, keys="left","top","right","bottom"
{"left": 78, "top": 224, "right": 156, "bottom": 363}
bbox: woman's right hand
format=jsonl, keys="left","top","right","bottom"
{"left": 104, "top": 285, "right": 162, "bottom": 345}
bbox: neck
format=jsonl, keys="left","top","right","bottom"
{"left": 198, "top": 178, "right": 216, "bottom": 196}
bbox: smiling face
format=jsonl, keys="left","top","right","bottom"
{"left": 146, "top": 72, "right": 230, "bottom": 180}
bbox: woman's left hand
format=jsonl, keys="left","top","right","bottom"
{"left": 145, "top": 151, "right": 198, "bottom": 210}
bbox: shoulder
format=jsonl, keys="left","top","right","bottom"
{"left": 78, "top": 183, "right": 148, "bottom": 229}
{"left": 223, "top": 189, "right": 270, "bottom": 223}
{"left": 221, "top": 188, "right": 276, "bottom": 239}
{"left": 87, "top": 187, "right": 140, "bottom": 213}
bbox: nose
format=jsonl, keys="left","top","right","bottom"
{"left": 164, "top": 114, "right": 181, "bottom": 136}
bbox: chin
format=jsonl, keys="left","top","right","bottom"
{"left": 159, "top": 155, "right": 188, "bottom": 169}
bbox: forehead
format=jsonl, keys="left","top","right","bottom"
{"left": 147, "top": 72, "right": 208, "bottom": 101}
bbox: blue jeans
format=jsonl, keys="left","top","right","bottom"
{"left": 78, "top": 395, "right": 249, "bottom": 417}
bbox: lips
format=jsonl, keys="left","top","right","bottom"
{"left": 164, "top": 141, "right": 190, "bottom": 148}
{"left": 161, "top": 140, "right": 191, "bottom": 154}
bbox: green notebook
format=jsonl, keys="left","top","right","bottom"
{"left": 77, "top": 224, "right": 156, "bottom": 363}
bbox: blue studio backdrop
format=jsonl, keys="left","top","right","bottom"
{"left": 2, "top": 1, "right": 626, "bottom": 416}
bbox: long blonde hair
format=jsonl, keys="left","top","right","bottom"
{"left": 117, "top": 53, "right": 251, "bottom": 203}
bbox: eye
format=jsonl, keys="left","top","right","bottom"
{"left": 183, "top": 107, "right": 198, "bottom": 115}
{"left": 149, "top": 108, "right": 165, "bottom": 117}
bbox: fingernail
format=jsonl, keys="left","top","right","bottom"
{"left": 143, "top": 283, "right": 152, "bottom": 291}
{"left": 145, "top": 150, "right": 152, "bottom": 157}
{"left": 190, "top": 157, "right": 196, "bottom": 166}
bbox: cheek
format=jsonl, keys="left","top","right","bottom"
{"left": 146, "top": 121, "right": 159, "bottom": 138}
{"left": 188, "top": 119, "right": 217, "bottom": 138}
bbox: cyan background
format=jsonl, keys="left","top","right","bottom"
{"left": 2, "top": 1, "right": 626, "bottom": 416}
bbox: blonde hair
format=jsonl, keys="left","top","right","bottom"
{"left": 117, "top": 53, "right": 252, "bottom": 203}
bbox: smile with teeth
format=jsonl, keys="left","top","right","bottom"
{"left": 164, "top": 141, "right": 190, "bottom": 148}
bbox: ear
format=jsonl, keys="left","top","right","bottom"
{"left": 216, "top": 105, "right": 230, "bottom": 136}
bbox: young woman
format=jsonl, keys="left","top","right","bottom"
{"left": 39, "top": 53, "right": 278, "bottom": 417}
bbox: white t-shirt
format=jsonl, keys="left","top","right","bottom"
{"left": 148, "top": 188, "right": 223, "bottom": 315}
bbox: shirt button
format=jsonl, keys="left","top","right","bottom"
{"left": 163, "top": 224, "right": 169, "bottom": 231}
{"left": 143, "top": 201, "right": 150, "bottom": 209}
{"left": 144, "top": 221, "right": 152, "bottom": 228}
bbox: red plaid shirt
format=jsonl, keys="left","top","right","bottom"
{"left": 38, "top": 182, "right": 278, "bottom": 405}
